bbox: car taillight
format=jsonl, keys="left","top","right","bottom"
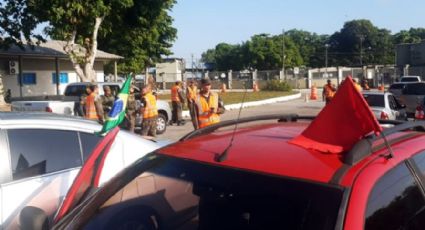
{"left": 380, "top": 111, "right": 389, "bottom": 120}
{"left": 415, "top": 106, "right": 424, "bottom": 120}
{"left": 45, "top": 107, "right": 53, "bottom": 113}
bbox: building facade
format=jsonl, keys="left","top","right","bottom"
{"left": 0, "top": 40, "right": 122, "bottom": 97}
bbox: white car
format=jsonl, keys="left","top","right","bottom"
{"left": 362, "top": 91, "right": 407, "bottom": 120}
{"left": 0, "top": 112, "right": 162, "bottom": 230}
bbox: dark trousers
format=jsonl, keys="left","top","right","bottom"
{"left": 188, "top": 101, "right": 198, "bottom": 129}
{"left": 171, "top": 101, "right": 183, "bottom": 123}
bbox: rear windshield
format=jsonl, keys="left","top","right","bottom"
{"left": 64, "top": 85, "right": 87, "bottom": 96}
{"left": 82, "top": 155, "right": 344, "bottom": 230}
{"left": 363, "top": 94, "right": 385, "bottom": 107}
{"left": 403, "top": 83, "right": 425, "bottom": 95}
{"left": 401, "top": 77, "right": 420, "bottom": 82}
{"left": 389, "top": 84, "right": 405, "bottom": 90}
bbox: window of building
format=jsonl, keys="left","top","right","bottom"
{"left": 8, "top": 129, "right": 82, "bottom": 180}
{"left": 52, "top": 72, "right": 69, "bottom": 84}
{"left": 365, "top": 163, "right": 425, "bottom": 230}
{"left": 21, "top": 73, "right": 37, "bottom": 85}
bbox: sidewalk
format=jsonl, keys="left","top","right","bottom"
{"left": 182, "top": 92, "right": 302, "bottom": 118}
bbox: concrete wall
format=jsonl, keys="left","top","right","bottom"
{"left": 0, "top": 57, "right": 105, "bottom": 97}
{"left": 156, "top": 60, "right": 183, "bottom": 83}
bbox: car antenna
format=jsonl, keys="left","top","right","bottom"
{"left": 380, "top": 132, "right": 394, "bottom": 159}
{"left": 215, "top": 80, "right": 249, "bottom": 162}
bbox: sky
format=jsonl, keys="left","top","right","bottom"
{"left": 169, "top": 0, "right": 425, "bottom": 64}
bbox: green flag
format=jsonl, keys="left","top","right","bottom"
{"left": 96, "top": 76, "right": 132, "bottom": 136}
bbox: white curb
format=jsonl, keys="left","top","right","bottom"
{"left": 181, "top": 92, "right": 302, "bottom": 118}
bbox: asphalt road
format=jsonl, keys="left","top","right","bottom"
{"left": 157, "top": 95, "right": 326, "bottom": 142}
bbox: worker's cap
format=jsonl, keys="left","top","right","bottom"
{"left": 201, "top": 78, "right": 211, "bottom": 85}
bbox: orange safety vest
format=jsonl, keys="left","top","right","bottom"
{"left": 85, "top": 93, "right": 98, "bottom": 120}
{"left": 187, "top": 85, "right": 197, "bottom": 101}
{"left": 324, "top": 84, "right": 336, "bottom": 99}
{"left": 196, "top": 93, "right": 220, "bottom": 128}
{"left": 143, "top": 93, "right": 158, "bottom": 119}
{"left": 171, "top": 85, "right": 181, "bottom": 102}
{"left": 355, "top": 83, "right": 362, "bottom": 92}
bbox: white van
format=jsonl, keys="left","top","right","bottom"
{"left": 400, "top": 75, "right": 421, "bottom": 82}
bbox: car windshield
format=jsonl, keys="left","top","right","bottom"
{"left": 363, "top": 94, "right": 385, "bottom": 107}
{"left": 401, "top": 78, "right": 419, "bottom": 82}
{"left": 403, "top": 83, "right": 425, "bottom": 95}
{"left": 389, "top": 84, "right": 405, "bottom": 90}
{"left": 64, "top": 85, "right": 87, "bottom": 96}
{"left": 79, "top": 154, "right": 344, "bottom": 230}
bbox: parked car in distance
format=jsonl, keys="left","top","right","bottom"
{"left": 0, "top": 112, "right": 162, "bottom": 230}
{"left": 388, "top": 82, "right": 408, "bottom": 100}
{"left": 400, "top": 75, "right": 422, "bottom": 82}
{"left": 398, "top": 82, "right": 425, "bottom": 116}
{"left": 362, "top": 91, "right": 407, "bottom": 120}
{"left": 33, "top": 115, "right": 425, "bottom": 230}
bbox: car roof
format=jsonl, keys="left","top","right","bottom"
{"left": 362, "top": 91, "right": 391, "bottom": 95}
{"left": 158, "top": 119, "right": 425, "bottom": 187}
{"left": 159, "top": 122, "right": 344, "bottom": 184}
{"left": 0, "top": 112, "right": 101, "bottom": 130}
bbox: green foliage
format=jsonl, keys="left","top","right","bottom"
{"left": 0, "top": 0, "right": 177, "bottom": 75}
{"left": 99, "top": 0, "right": 177, "bottom": 73}
{"left": 262, "top": 80, "right": 292, "bottom": 92}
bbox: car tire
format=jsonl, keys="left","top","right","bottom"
{"left": 156, "top": 113, "right": 167, "bottom": 135}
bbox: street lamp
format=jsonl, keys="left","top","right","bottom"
{"left": 325, "top": 44, "right": 330, "bottom": 77}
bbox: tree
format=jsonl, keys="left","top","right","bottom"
{"left": 0, "top": 0, "right": 177, "bottom": 82}
{"left": 28, "top": 0, "right": 136, "bottom": 82}
{"left": 394, "top": 28, "right": 425, "bottom": 44}
{"left": 98, "top": 0, "right": 177, "bottom": 74}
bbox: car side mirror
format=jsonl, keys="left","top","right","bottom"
{"left": 19, "top": 206, "right": 49, "bottom": 230}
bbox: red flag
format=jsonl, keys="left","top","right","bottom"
{"left": 289, "top": 77, "right": 382, "bottom": 153}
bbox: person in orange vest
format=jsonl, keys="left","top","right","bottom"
{"left": 84, "top": 84, "right": 104, "bottom": 123}
{"left": 170, "top": 81, "right": 185, "bottom": 126}
{"left": 353, "top": 79, "right": 362, "bottom": 92}
{"left": 322, "top": 79, "right": 337, "bottom": 105}
{"left": 139, "top": 85, "right": 158, "bottom": 138}
{"left": 194, "top": 78, "right": 225, "bottom": 129}
{"left": 186, "top": 80, "right": 198, "bottom": 129}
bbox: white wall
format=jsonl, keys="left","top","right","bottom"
{"left": 0, "top": 58, "right": 106, "bottom": 97}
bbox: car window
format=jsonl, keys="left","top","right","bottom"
{"left": 8, "top": 129, "right": 83, "bottom": 180}
{"left": 387, "top": 95, "right": 397, "bottom": 109}
{"left": 401, "top": 78, "right": 420, "bottom": 82}
{"left": 64, "top": 85, "right": 87, "bottom": 96}
{"left": 106, "top": 85, "right": 120, "bottom": 96}
{"left": 79, "top": 132, "right": 102, "bottom": 162}
{"left": 82, "top": 155, "right": 344, "bottom": 230}
{"left": 363, "top": 94, "right": 385, "bottom": 107}
{"left": 403, "top": 83, "right": 425, "bottom": 95}
{"left": 365, "top": 163, "right": 425, "bottom": 230}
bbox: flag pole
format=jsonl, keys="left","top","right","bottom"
{"left": 380, "top": 132, "right": 394, "bottom": 159}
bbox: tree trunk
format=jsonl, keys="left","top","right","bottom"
{"left": 63, "top": 17, "right": 103, "bottom": 82}
{"left": 0, "top": 76, "right": 6, "bottom": 105}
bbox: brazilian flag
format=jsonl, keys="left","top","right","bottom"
{"left": 96, "top": 76, "right": 132, "bottom": 136}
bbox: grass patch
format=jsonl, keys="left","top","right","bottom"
{"left": 157, "top": 90, "right": 296, "bottom": 106}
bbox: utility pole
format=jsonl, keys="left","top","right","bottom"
{"left": 282, "top": 28, "right": 285, "bottom": 78}
{"left": 325, "top": 44, "right": 330, "bottom": 77}
{"left": 359, "top": 35, "right": 365, "bottom": 66}
{"left": 191, "top": 54, "right": 194, "bottom": 79}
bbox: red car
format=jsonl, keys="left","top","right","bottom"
{"left": 20, "top": 116, "right": 425, "bottom": 230}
